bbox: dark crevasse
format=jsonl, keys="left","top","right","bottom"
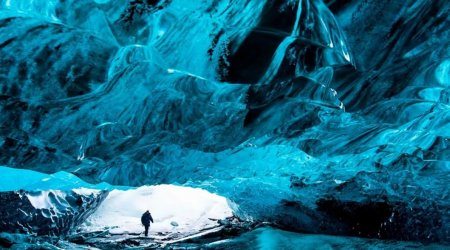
{"left": 0, "top": 0, "right": 449, "bottom": 244}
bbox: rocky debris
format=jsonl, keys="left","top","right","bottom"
{"left": 50, "top": 215, "right": 257, "bottom": 249}
{"left": 120, "top": 238, "right": 140, "bottom": 246}
{"left": 0, "top": 232, "right": 97, "bottom": 249}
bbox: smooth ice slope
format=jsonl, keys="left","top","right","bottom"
{"left": 0, "top": 166, "right": 126, "bottom": 191}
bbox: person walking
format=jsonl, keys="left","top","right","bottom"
{"left": 141, "top": 210, "right": 154, "bottom": 237}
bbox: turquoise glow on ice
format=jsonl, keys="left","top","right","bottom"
{"left": 0, "top": 0, "right": 448, "bottom": 244}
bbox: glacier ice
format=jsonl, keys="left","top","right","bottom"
{"left": 0, "top": 188, "right": 108, "bottom": 235}
{"left": 203, "top": 227, "right": 448, "bottom": 249}
{"left": 0, "top": 0, "right": 449, "bottom": 246}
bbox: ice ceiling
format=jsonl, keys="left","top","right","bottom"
{"left": 0, "top": 0, "right": 449, "bottom": 243}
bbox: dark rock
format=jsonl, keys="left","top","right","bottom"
{"left": 67, "top": 234, "right": 86, "bottom": 244}
{"left": 120, "top": 238, "right": 140, "bottom": 246}
{"left": 0, "top": 236, "right": 14, "bottom": 248}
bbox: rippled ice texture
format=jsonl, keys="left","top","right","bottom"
{"left": 0, "top": 0, "right": 449, "bottom": 243}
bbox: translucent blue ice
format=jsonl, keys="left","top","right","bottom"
{"left": 0, "top": 166, "right": 128, "bottom": 191}
{"left": 0, "top": 0, "right": 448, "bottom": 243}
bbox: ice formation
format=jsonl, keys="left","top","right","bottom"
{"left": 0, "top": 166, "right": 233, "bottom": 237}
{"left": 0, "top": 188, "right": 107, "bottom": 235}
{"left": 0, "top": 0, "right": 449, "bottom": 246}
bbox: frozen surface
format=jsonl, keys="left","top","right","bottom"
{"left": 0, "top": 0, "right": 449, "bottom": 244}
{"left": 80, "top": 185, "right": 233, "bottom": 235}
{"left": 0, "top": 166, "right": 126, "bottom": 191}
{"left": 205, "top": 227, "right": 449, "bottom": 250}
{"left": 0, "top": 189, "right": 108, "bottom": 235}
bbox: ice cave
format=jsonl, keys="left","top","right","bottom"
{"left": 0, "top": 0, "right": 449, "bottom": 249}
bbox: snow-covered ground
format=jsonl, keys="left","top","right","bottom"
{"left": 80, "top": 185, "right": 233, "bottom": 236}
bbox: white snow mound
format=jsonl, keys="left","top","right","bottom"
{"left": 80, "top": 185, "right": 233, "bottom": 235}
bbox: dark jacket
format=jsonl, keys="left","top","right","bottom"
{"left": 141, "top": 211, "right": 154, "bottom": 226}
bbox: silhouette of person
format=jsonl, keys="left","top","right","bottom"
{"left": 141, "top": 210, "right": 154, "bottom": 237}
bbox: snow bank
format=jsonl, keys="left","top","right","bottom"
{"left": 26, "top": 188, "right": 101, "bottom": 209}
{"left": 26, "top": 190, "right": 67, "bottom": 209}
{"left": 80, "top": 185, "right": 233, "bottom": 235}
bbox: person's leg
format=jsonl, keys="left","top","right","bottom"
{"left": 145, "top": 225, "right": 149, "bottom": 236}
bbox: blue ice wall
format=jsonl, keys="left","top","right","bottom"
{"left": 0, "top": 0, "right": 449, "bottom": 243}
{"left": 0, "top": 166, "right": 127, "bottom": 191}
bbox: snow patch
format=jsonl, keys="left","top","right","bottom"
{"left": 73, "top": 188, "right": 101, "bottom": 196}
{"left": 26, "top": 189, "right": 100, "bottom": 210}
{"left": 26, "top": 190, "right": 67, "bottom": 209}
{"left": 80, "top": 185, "right": 233, "bottom": 235}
